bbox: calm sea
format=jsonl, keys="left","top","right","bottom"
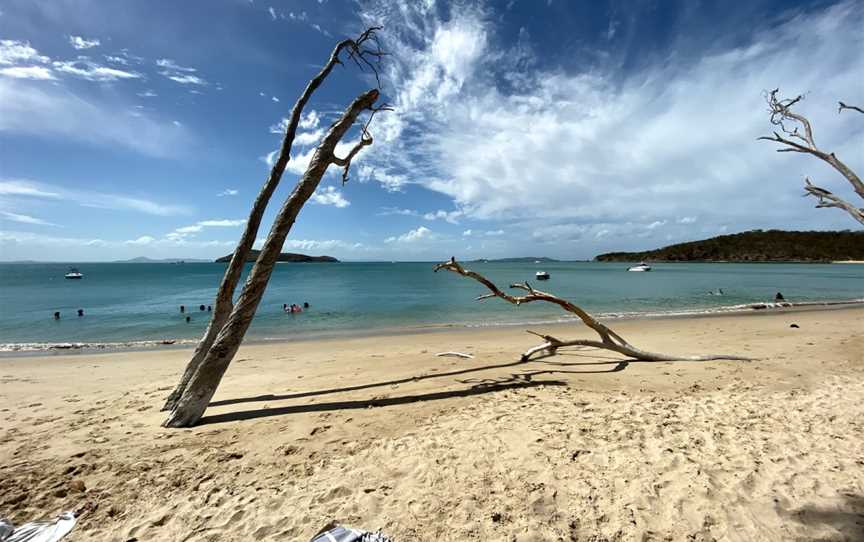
{"left": 0, "top": 261, "right": 861, "bottom": 349}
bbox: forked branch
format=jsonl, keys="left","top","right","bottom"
{"left": 434, "top": 258, "right": 751, "bottom": 363}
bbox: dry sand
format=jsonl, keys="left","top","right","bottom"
{"left": 1, "top": 308, "right": 862, "bottom": 541}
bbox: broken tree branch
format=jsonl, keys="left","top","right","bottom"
{"left": 434, "top": 258, "right": 751, "bottom": 363}
{"left": 759, "top": 89, "right": 864, "bottom": 226}
{"left": 804, "top": 177, "right": 864, "bottom": 225}
{"left": 838, "top": 101, "right": 864, "bottom": 115}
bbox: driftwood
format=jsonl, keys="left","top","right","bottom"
{"left": 436, "top": 351, "right": 475, "bottom": 359}
{"left": 758, "top": 89, "right": 864, "bottom": 226}
{"left": 434, "top": 258, "right": 751, "bottom": 363}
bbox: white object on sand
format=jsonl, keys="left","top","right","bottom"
{"left": 0, "top": 511, "right": 77, "bottom": 542}
{"left": 435, "top": 351, "right": 474, "bottom": 359}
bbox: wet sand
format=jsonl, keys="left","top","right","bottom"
{"left": 1, "top": 307, "right": 862, "bottom": 541}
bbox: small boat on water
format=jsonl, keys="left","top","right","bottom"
{"left": 627, "top": 262, "right": 652, "bottom": 272}
{"left": 535, "top": 271, "right": 550, "bottom": 280}
{"left": 64, "top": 267, "right": 83, "bottom": 279}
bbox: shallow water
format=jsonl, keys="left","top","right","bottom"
{"left": 0, "top": 261, "right": 861, "bottom": 347}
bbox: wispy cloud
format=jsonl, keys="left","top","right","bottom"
{"left": 53, "top": 59, "right": 141, "bottom": 81}
{"left": 0, "top": 180, "right": 61, "bottom": 198}
{"left": 157, "top": 58, "right": 207, "bottom": 85}
{"left": 0, "top": 179, "right": 191, "bottom": 216}
{"left": 0, "top": 77, "right": 188, "bottom": 157}
{"left": 217, "top": 189, "right": 239, "bottom": 197}
{"left": 0, "top": 211, "right": 59, "bottom": 226}
{"left": 0, "top": 65, "right": 55, "bottom": 80}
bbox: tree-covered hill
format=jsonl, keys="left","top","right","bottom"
{"left": 594, "top": 230, "right": 864, "bottom": 262}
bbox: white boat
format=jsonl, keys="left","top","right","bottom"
{"left": 535, "top": 271, "right": 550, "bottom": 280}
{"left": 64, "top": 267, "right": 83, "bottom": 279}
{"left": 627, "top": 262, "right": 651, "bottom": 272}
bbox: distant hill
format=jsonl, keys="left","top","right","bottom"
{"left": 472, "top": 257, "right": 560, "bottom": 263}
{"left": 594, "top": 230, "right": 864, "bottom": 263}
{"left": 114, "top": 257, "right": 210, "bottom": 263}
{"left": 214, "top": 250, "right": 339, "bottom": 263}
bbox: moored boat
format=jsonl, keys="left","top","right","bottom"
{"left": 627, "top": 262, "right": 651, "bottom": 272}
{"left": 535, "top": 271, "right": 550, "bottom": 280}
{"left": 64, "top": 267, "right": 83, "bottom": 279}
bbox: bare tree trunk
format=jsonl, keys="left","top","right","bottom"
{"left": 162, "top": 29, "right": 385, "bottom": 412}
{"left": 759, "top": 89, "right": 864, "bottom": 226}
{"left": 163, "top": 89, "right": 380, "bottom": 428}
{"left": 434, "top": 258, "right": 751, "bottom": 363}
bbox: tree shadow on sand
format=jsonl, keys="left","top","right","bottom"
{"left": 196, "top": 346, "right": 728, "bottom": 425}
{"left": 779, "top": 493, "right": 864, "bottom": 541}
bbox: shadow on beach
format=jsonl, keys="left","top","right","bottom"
{"left": 198, "top": 348, "right": 744, "bottom": 425}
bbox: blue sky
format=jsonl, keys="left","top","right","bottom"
{"left": 1, "top": 0, "right": 861, "bottom": 262}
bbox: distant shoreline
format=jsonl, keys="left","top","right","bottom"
{"left": 3, "top": 298, "right": 861, "bottom": 356}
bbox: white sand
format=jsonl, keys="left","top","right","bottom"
{"left": 1, "top": 307, "right": 862, "bottom": 541}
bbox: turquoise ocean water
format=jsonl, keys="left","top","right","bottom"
{"left": 0, "top": 261, "right": 861, "bottom": 349}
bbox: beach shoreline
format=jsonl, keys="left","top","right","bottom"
{"left": 1, "top": 307, "right": 862, "bottom": 540}
{"left": 2, "top": 298, "right": 862, "bottom": 356}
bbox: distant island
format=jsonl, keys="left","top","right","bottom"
{"left": 214, "top": 250, "right": 339, "bottom": 263}
{"left": 594, "top": 230, "right": 864, "bottom": 263}
{"left": 472, "top": 257, "right": 560, "bottom": 263}
{"left": 114, "top": 257, "right": 211, "bottom": 264}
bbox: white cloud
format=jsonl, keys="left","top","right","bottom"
{"left": 105, "top": 55, "right": 128, "bottom": 65}
{"left": 295, "top": 129, "right": 323, "bottom": 146}
{"left": 385, "top": 226, "right": 433, "bottom": 243}
{"left": 677, "top": 216, "right": 697, "bottom": 224}
{"left": 299, "top": 110, "right": 320, "bottom": 129}
{"left": 124, "top": 235, "right": 155, "bottom": 245}
{"left": 282, "top": 239, "right": 363, "bottom": 251}
{"left": 311, "top": 186, "right": 350, "bottom": 208}
{"left": 361, "top": 1, "right": 864, "bottom": 249}
{"left": 68, "top": 36, "right": 100, "bottom": 50}
{"left": 199, "top": 219, "right": 246, "bottom": 227}
{"left": 462, "top": 229, "right": 472, "bottom": 236}
{"left": 378, "top": 206, "right": 419, "bottom": 217}
{"left": 137, "top": 90, "right": 157, "bottom": 97}
{"left": 53, "top": 59, "right": 141, "bottom": 81}
{"left": 0, "top": 66, "right": 55, "bottom": 80}
{"left": 0, "top": 40, "right": 49, "bottom": 65}
{"left": 484, "top": 229, "right": 504, "bottom": 236}
{"left": 217, "top": 189, "right": 239, "bottom": 197}
{"left": 268, "top": 6, "right": 277, "bottom": 20}
{"left": 271, "top": 95, "right": 279, "bottom": 102}
{"left": 165, "top": 73, "right": 206, "bottom": 85}
{"left": 0, "top": 211, "right": 58, "bottom": 226}
{"left": 423, "top": 209, "right": 463, "bottom": 224}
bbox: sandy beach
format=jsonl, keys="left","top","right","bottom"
{"left": 1, "top": 307, "right": 862, "bottom": 541}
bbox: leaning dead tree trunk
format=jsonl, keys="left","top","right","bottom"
{"left": 161, "top": 28, "right": 386, "bottom": 414}
{"left": 434, "top": 258, "right": 751, "bottom": 363}
{"left": 759, "top": 89, "right": 864, "bottom": 226}
{"left": 163, "top": 89, "right": 382, "bottom": 427}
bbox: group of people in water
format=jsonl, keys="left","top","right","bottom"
{"left": 284, "top": 302, "right": 309, "bottom": 314}
{"left": 53, "top": 309, "right": 84, "bottom": 319}
{"left": 52, "top": 301, "right": 313, "bottom": 322}
{"left": 179, "top": 304, "right": 211, "bottom": 323}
